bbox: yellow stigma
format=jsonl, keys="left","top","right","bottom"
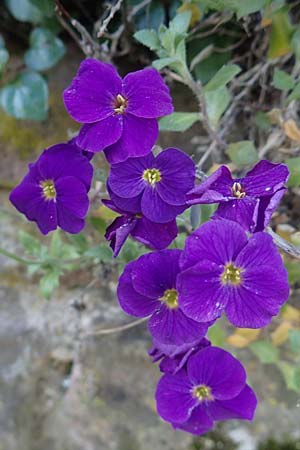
{"left": 221, "top": 263, "right": 242, "bottom": 286}
{"left": 161, "top": 288, "right": 178, "bottom": 309}
{"left": 142, "top": 168, "right": 162, "bottom": 186}
{"left": 231, "top": 182, "right": 246, "bottom": 199}
{"left": 40, "top": 179, "right": 56, "bottom": 200}
{"left": 193, "top": 385, "right": 213, "bottom": 402}
{"left": 114, "top": 94, "right": 127, "bottom": 114}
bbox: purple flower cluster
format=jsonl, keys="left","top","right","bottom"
{"left": 9, "top": 58, "right": 291, "bottom": 437}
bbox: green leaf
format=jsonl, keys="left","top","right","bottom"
{"left": 208, "top": 322, "right": 226, "bottom": 346}
{"left": 277, "top": 361, "right": 300, "bottom": 391}
{"left": 67, "top": 233, "right": 89, "bottom": 254}
{"left": 287, "top": 82, "right": 300, "bottom": 102}
{"left": 39, "top": 269, "right": 60, "bottom": 299}
{"left": 175, "top": 39, "right": 186, "bottom": 63}
{"left": 250, "top": 340, "right": 279, "bottom": 363}
{"left": 0, "top": 49, "right": 9, "bottom": 71}
{"left": 0, "top": 71, "right": 48, "bottom": 120}
{"left": 289, "top": 330, "right": 300, "bottom": 353}
{"left": 236, "top": 0, "right": 270, "bottom": 18}
{"left": 285, "top": 157, "right": 300, "bottom": 187}
{"left": 226, "top": 141, "right": 258, "bottom": 167}
{"left": 159, "top": 112, "right": 199, "bottom": 132}
{"left": 152, "top": 56, "right": 181, "bottom": 71}
{"left": 169, "top": 11, "right": 191, "bottom": 34}
{"left": 203, "top": 64, "right": 241, "bottom": 92}
{"left": 294, "top": 366, "right": 300, "bottom": 390}
{"left": 25, "top": 27, "right": 65, "bottom": 71}
{"left": 89, "top": 216, "right": 107, "bottom": 233}
{"left": 84, "top": 244, "right": 112, "bottom": 262}
{"left": 19, "top": 230, "right": 42, "bottom": 257}
{"left": 134, "top": 29, "right": 160, "bottom": 50}
{"left": 286, "top": 261, "right": 300, "bottom": 284}
{"left": 160, "top": 28, "right": 176, "bottom": 54}
{"left": 273, "top": 69, "right": 294, "bottom": 91}
{"left": 291, "top": 28, "right": 300, "bottom": 61}
{"left": 5, "top": 0, "right": 54, "bottom": 23}
{"left": 268, "top": 7, "right": 294, "bottom": 59}
{"left": 205, "top": 86, "right": 230, "bottom": 128}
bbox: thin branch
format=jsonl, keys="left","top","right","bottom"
{"left": 267, "top": 227, "right": 300, "bottom": 260}
{"left": 84, "top": 317, "right": 147, "bottom": 337}
{"left": 55, "top": 0, "right": 104, "bottom": 59}
{"left": 97, "top": 0, "right": 124, "bottom": 38}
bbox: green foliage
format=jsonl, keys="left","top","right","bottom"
{"left": 277, "top": 361, "right": 300, "bottom": 391}
{"left": 250, "top": 340, "right": 280, "bottom": 363}
{"left": 226, "top": 141, "right": 258, "bottom": 167}
{"left": 25, "top": 27, "right": 65, "bottom": 71}
{"left": 268, "top": 7, "right": 295, "bottom": 59}
{"left": 289, "top": 330, "right": 300, "bottom": 354}
{"left": 0, "top": 71, "right": 48, "bottom": 120}
{"left": 258, "top": 437, "right": 300, "bottom": 450}
{"left": 203, "top": 64, "right": 241, "bottom": 93}
{"left": 208, "top": 322, "right": 226, "bottom": 346}
{"left": 205, "top": 86, "right": 230, "bottom": 128}
{"left": 159, "top": 112, "right": 199, "bottom": 132}
{"left": 0, "top": 35, "right": 9, "bottom": 72}
{"left": 5, "top": 0, "right": 54, "bottom": 23}
{"left": 273, "top": 69, "right": 295, "bottom": 91}
{"left": 197, "top": 0, "right": 271, "bottom": 18}
{"left": 285, "top": 157, "right": 300, "bottom": 187}
{"left": 135, "top": 12, "right": 191, "bottom": 77}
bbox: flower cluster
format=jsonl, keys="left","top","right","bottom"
{"left": 10, "top": 58, "right": 291, "bottom": 436}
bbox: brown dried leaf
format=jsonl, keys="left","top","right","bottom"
{"left": 283, "top": 119, "right": 300, "bottom": 142}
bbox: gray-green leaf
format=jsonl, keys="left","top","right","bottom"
{"left": 205, "top": 86, "right": 230, "bottom": 128}
{"left": 0, "top": 71, "right": 48, "bottom": 120}
{"left": 169, "top": 11, "right": 191, "bottom": 34}
{"left": 273, "top": 68, "right": 294, "bottom": 91}
{"left": 226, "top": 140, "right": 258, "bottom": 167}
{"left": 250, "top": 340, "right": 279, "bottom": 364}
{"left": 134, "top": 29, "right": 160, "bottom": 51}
{"left": 203, "top": 64, "right": 241, "bottom": 92}
{"left": 159, "top": 112, "right": 199, "bottom": 132}
{"left": 25, "top": 27, "right": 65, "bottom": 71}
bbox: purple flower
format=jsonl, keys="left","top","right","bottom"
{"left": 177, "top": 219, "right": 289, "bottom": 328}
{"left": 63, "top": 58, "right": 173, "bottom": 163}
{"left": 187, "top": 161, "right": 289, "bottom": 232}
{"left": 103, "top": 198, "right": 177, "bottom": 257}
{"left": 108, "top": 148, "right": 196, "bottom": 223}
{"left": 149, "top": 337, "right": 211, "bottom": 374}
{"left": 10, "top": 143, "right": 93, "bottom": 234}
{"left": 117, "top": 249, "right": 210, "bottom": 346}
{"left": 68, "top": 136, "right": 94, "bottom": 161}
{"left": 155, "top": 346, "right": 257, "bottom": 435}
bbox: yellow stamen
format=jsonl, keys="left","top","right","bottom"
{"left": 160, "top": 288, "right": 178, "bottom": 309}
{"left": 40, "top": 179, "right": 56, "bottom": 200}
{"left": 221, "top": 263, "right": 242, "bottom": 286}
{"left": 193, "top": 385, "right": 213, "bottom": 402}
{"left": 114, "top": 94, "right": 127, "bottom": 114}
{"left": 142, "top": 168, "right": 162, "bottom": 186}
{"left": 231, "top": 182, "right": 246, "bottom": 199}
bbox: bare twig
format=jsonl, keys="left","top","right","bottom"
{"left": 84, "top": 317, "right": 147, "bottom": 336}
{"left": 267, "top": 227, "right": 300, "bottom": 260}
{"left": 97, "top": 0, "right": 124, "bottom": 38}
{"left": 55, "top": 0, "right": 104, "bottom": 59}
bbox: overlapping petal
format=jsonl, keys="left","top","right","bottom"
{"left": 123, "top": 67, "right": 173, "bottom": 118}
{"left": 104, "top": 114, "right": 158, "bottom": 163}
{"left": 63, "top": 58, "right": 122, "bottom": 123}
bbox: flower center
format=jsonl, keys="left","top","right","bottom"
{"left": 193, "top": 385, "right": 213, "bottom": 402}
{"left": 40, "top": 179, "right": 56, "bottom": 200}
{"left": 114, "top": 94, "right": 128, "bottom": 114}
{"left": 221, "top": 263, "right": 242, "bottom": 286}
{"left": 161, "top": 288, "right": 178, "bottom": 309}
{"left": 142, "top": 168, "right": 162, "bottom": 186}
{"left": 231, "top": 182, "right": 246, "bottom": 199}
